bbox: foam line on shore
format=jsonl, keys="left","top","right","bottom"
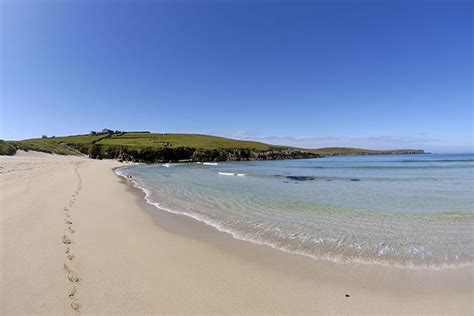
{"left": 115, "top": 166, "right": 469, "bottom": 271}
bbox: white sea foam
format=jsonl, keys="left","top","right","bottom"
{"left": 217, "top": 172, "right": 245, "bottom": 177}
{"left": 218, "top": 172, "right": 235, "bottom": 176}
{"left": 217, "top": 172, "right": 246, "bottom": 177}
{"left": 203, "top": 162, "right": 218, "bottom": 166}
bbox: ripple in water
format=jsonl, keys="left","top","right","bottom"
{"left": 117, "top": 154, "right": 474, "bottom": 269}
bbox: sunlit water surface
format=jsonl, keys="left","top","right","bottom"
{"left": 117, "top": 154, "right": 474, "bottom": 268}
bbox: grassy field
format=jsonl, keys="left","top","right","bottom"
{"left": 7, "top": 133, "right": 282, "bottom": 152}
{"left": 95, "top": 133, "right": 282, "bottom": 150}
{"left": 2, "top": 132, "right": 424, "bottom": 160}
{"left": 2, "top": 132, "right": 291, "bottom": 160}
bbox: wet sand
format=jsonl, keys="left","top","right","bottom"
{"left": 1, "top": 151, "right": 472, "bottom": 314}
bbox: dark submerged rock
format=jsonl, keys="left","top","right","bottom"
{"left": 286, "top": 176, "right": 316, "bottom": 181}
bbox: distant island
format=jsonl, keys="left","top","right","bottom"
{"left": 0, "top": 129, "right": 425, "bottom": 162}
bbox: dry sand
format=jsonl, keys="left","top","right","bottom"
{"left": 1, "top": 151, "right": 472, "bottom": 315}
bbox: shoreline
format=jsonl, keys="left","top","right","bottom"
{"left": 116, "top": 166, "right": 474, "bottom": 294}
{"left": 115, "top": 163, "right": 472, "bottom": 271}
{"left": 1, "top": 152, "right": 472, "bottom": 314}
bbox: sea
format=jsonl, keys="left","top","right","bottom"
{"left": 116, "top": 153, "right": 474, "bottom": 269}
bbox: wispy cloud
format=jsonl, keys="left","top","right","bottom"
{"left": 256, "top": 136, "right": 440, "bottom": 149}
{"left": 227, "top": 130, "right": 263, "bottom": 138}
{"left": 216, "top": 131, "right": 440, "bottom": 150}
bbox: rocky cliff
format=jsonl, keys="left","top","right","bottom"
{"left": 75, "top": 144, "right": 320, "bottom": 163}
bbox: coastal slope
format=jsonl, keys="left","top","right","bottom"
{"left": 2, "top": 131, "right": 424, "bottom": 162}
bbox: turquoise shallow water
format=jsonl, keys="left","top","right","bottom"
{"left": 117, "top": 154, "right": 474, "bottom": 268}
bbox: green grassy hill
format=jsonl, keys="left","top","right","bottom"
{"left": 2, "top": 131, "right": 424, "bottom": 162}
{"left": 94, "top": 133, "right": 282, "bottom": 150}
{"left": 2, "top": 132, "right": 315, "bottom": 162}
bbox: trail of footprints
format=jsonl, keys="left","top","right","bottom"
{"left": 62, "top": 162, "right": 82, "bottom": 312}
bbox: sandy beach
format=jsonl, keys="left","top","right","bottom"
{"left": 1, "top": 151, "right": 472, "bottom": 315}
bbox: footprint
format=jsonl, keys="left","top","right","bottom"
{"left": 65, "top": 220, "right": 72, "bottom": 225}
{"left": 71, "top": 302, "right": 80, "bottom": 311}
{"left": 68, "top": 285, "right": 77, "bottom": 298}
{"left": 64, "top": 263, "right": 73, "bottom": 274}
{"left": 67, "top": 254, "right": 75, "bottom": 261}
{"left": 62, "top": 235, "right": 72, "bottom": 244}
{"left": 68, "top": 275, "right": 80, "bottom": 283}
{"left": 65, "top": 247, "right": 70, "bottom": 254}
{"left": 68, "top": 227, "right": 75, "bottom": 233}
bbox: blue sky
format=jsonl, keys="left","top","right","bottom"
{"left": 1, "top": 0, "right": 472, "bottom": 152}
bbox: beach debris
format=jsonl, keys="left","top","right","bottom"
{"left": 71, "top": 302, "right": 80, "bottom": 311}
{"left": 62, "top": 235, "right": 72, "bottom": 244}
{"left": 345, "top": 294, "right": 351, "bottom": 297}
{"left": 350, "top": 178, "right": 360, "bottom": 182}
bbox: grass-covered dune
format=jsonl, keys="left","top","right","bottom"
{"left": 0, "top": 140, "right": 17, "bottom": 155}
{"left": 3, "top": 131, "right": 425, "bottom": 162}
{"left": 3, "top": 132, "right": 318, "bottom": 162}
